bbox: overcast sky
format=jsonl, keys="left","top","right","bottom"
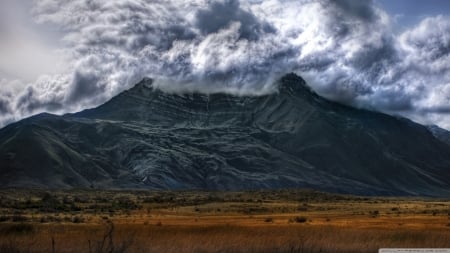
{"left": 378, "top": 0, "right": 450, "bottom": 29}
{"left": 1, "top": 0, "right": 450, "bottom": 129}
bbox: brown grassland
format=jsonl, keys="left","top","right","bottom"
{"left": 0, "top": 189, "right": 449, "bottom": 253}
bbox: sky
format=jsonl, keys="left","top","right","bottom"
{"left": 378, "top": 0, "right": 450, "bottom": 30}
{"left": 0, "top": 0, "right": 450, "bottom": 129}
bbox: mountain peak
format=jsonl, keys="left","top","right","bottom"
{"left": 128, "top": 74, "right": 316, "bottom": 102}
{"left": 278, "top": 73, "right": 316, "bottom": 97}
{"left": 133, "top": 77, "right": 154, "bottom": 89}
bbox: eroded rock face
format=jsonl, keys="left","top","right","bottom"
{"left": 1, "top": 74, "right": 450, "bottom": 196}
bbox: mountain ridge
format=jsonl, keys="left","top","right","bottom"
{"left": 428, "top": 125, "right": 450, "bottom": 147}
{"left": 1, "top": 74, "right": 450, "bottom": 196}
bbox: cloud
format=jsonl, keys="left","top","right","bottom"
{"left": 0, "top": 0, "right": 449, "bottom": 129}
{"left": 195, "top": 0, "right": 275, "bottom": 40}
{"left": 330, "top": 0, "right": 377, "bottom": 22}
{"left": 0, "top": 1, "right": 64, "bottom": 81}
{"left": 0, "top": 97, "right": 11, "bottom": 115}
{"left": 15, "top": 75, "right": 66, "bottom": 115}
{"left": 67, "top": 70, "right": 103, "bottom": 103}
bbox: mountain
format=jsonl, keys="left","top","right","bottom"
{"left": 1, "top": 74, "right": 450, "bottom": 196}
{"left": 427, "top": 125, "right": 450, "bottom": 147}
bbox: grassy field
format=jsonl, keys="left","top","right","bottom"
{"left": 0, "top": 189, "right": 449, "bottom": 253}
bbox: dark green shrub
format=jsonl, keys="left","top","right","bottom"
{"left": 264, "top": 217, "right": 273, "bottom": 223}
{"left": 294, "top": 216, "right": 307, "bottom": 223}
{"left": 11, "top": 215, "right": 28, "bottom": 222}
{"left": 0, "top": 223, "right": 35, "bottom": 235}
{"left": 72, "top": 216, "right": 85, "bottom": 223}
{"left": 0, "top": 216, "right": 10, "bottom": 222}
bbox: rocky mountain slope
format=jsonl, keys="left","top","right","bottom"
{"left": 428, "top": 125, "right": 450, "bottom": 147}
{"left": 1, "top": 74, "right": 450, "bottom": 196}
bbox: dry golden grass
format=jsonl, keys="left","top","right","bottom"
{"left": 0, "top": 189, "right": 449, "bottom": 253}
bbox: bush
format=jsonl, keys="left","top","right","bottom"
{"left": 40, "top": 215, "right": 62, "bottom": 223}
{"left": 294, "top": 216, "right": 307, "bottom": 223}
{"left": 87, "top": 222, "right": 133, "bottom": 253}
{"left": 11, "top": 215, "right": 28, "bottom": 222}
{"left": 264, "top": 217, "right": 273, "bottom": 223}
{"left": 0, "top": 223, "right": 35, "bottom": 235}
{"left": 0, "top": 216, "right": 10, "bottom": 222}
{"left": 72, "top": 216, "right": 85, "bottom": 223}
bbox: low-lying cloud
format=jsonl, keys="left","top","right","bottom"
{"left": 0, "top": 0, "right": 450, "bottom": 129}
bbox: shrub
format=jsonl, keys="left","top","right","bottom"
{"left": 0, "top": 223, "right": 35, "bottom": 235}
{"left": 264, "top": 217, "right": 273, "bottom": 223}
{"left": 88, "top": 222, "right": 133, "bottom": 253}
{"left": 11, "top": 215, "right": 28, "bottom": 222}
{"left": 295, "top": 216, "right": 307, "bottom": 223}
{"left": 0, "top": 216, "right": 10, "bottom": 222}
{"left": 72, "top": 216, "right": 85, "bottom": 223}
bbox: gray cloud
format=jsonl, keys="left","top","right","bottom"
{"left": 0, "top": 97, "right": 11, "bottom": 114}
{"left": 67, "top": 70, "right": 104, "bottom": 103}
{"left": 195, "top": 0, "right": 275, "bottom": 40}
{"left": 16, "top": 86, "right": 63, "bottom": 114}
{"left": 0, "top": 0, "right": 450, "bottom": 129}
{"left": 330, "top": 0, "right": 377, "bottom": 22}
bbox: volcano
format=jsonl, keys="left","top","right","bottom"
{"left": 1, "top": 74, "right": 450, "bottom": 196}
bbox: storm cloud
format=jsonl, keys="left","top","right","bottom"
{"left": 0, "top": 0, "right": 450, "bottom": 129}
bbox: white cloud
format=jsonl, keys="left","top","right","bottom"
{"left": 0, "top": 0, "right": 449, "bottom": 129}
